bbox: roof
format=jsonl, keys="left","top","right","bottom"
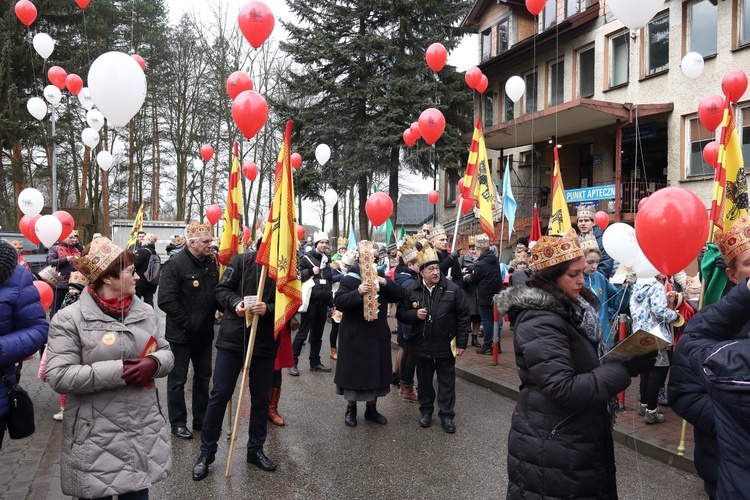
{"left": 396, "top": 194, "right": 435, "bottom": 226}
{"left": 463, "top": 0, "right": 526, "bottom": 27}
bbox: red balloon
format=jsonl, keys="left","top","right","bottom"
{"left": 232, "top": 90, "right": 269, "bottom": 139}
{"left": 75, "top": 0, "right": 91, "bottom": 8}
{"left": 594, "top": 211, "right": 609, "bottom": 231}
{"left": 65, "top": 74, "right": 83, "bottom": 96}
{"left": 33, "top": 281, "right": 53, "bottom": 311}
{"left": 460, "top": 199, "right": 475, "bottom": 214}
{"left": 206, "top": 204, "right": 222, "bottom": 226}
{"left": 458, "top": 176, "right": 469, "bottom": 196}
{"left": 365, "top": 192, "right": 393, "bottom": 227}
{"left": 297, "top": 224, "right": 305, "bottom": 241}
{"left": 131, "top": 54, "right": 146, "bottom": 70}
{"left": 19, "top": 215, "right": 41, "bottom": 245}
{"left": 226, "top": 71, "right": 253, "bottom": 100}
{"left": 703, "top": 141, "right": 720, "bottom": 168}
{"left": 48, "top": 66, "right": 67, "bottom": 90}
{"left": 242, "top": 160, "right": 258, "bottom": 181}
{"left": 477, "top": 74, "right": 489, "bottom": 94}
{"left": 465, "top": 67, "right": 482, "bottom": 90}
{"left": 635, "top": 187, "right": 709, "bottom": 276}
{"left": 291, "top": 153, "right": 302, "bottom": 169}
{"left": 638, "top": 196, "right": 649, "bottom": 210}
{"left": 426, "top": 43, "right": 448, "bottom": 73}
{"left": 410, "top": 122, "right": 421, "bottom": 139}
{"left": 53, "top": 211, "right": 75, "bottom": 241}
{"left": 14, "top": 0, "right": 37, "bottom": 26}
{"left": 417, "top": 108, "right": 446, "bottom": 146}
{"left": 721, "top": 70, "right": 748, "bottom": 103}
{"left": 698, "top": 94, "right": 725, "bottom": 133}
{"left": 403, "top": 128, "right": 417, "bottom": 148}
{"left": 428, "top": 190, "right": 439, "bottom": 205}
{"left": 243, "top": 225, "right": 251, "bottom": 243}
{"left": 526, "top": 0, "right": 546, "bottom": 16}
{"left": 238, "top": 0, "right": 275, "bottom": 49}
{"left": 200, "top": 144, "right": 214, "bottom": 162}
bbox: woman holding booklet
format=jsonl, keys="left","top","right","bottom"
{"left": 495, "top": 229, "right": 656, "bottom": 499}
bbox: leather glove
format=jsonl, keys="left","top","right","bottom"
{"left": 122, "top": 357, "right": 158, "bottom": 387}
{"left": 715, "top": 254, "right": 727, "bottom": 270}
{"left": 450, "top": 249, "right": 461, "bottom": 260}
{"left": 621, "top": 351, "right": 657, "bottom": 377}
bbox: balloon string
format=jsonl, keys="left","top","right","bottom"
{"left": 82, "top": 10, "right": 91, "bottom": 64}
{"left": 131, "top": 0, "right": 135, "bottom": 54}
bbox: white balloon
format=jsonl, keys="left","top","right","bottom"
{"left": 97, "top": 151, "right": 113, "bottom": 171}
{"left": 86, "top": 109, "right": 105, "bottom": 131}
{"left": 680, "top": 52, "right": 705, "bottom": 80}
{"left": 18, "top": 188, "right": 44, "bottom": 217}
{"left": 43, "top": 85, "right": 62, "bottom": 106}
{"left": 632, "top": 249, "right": 660, "bottom": 279}
{"left": 193, "top": 158, "right": 204, "bottom": 171}
{"left": 315, "top": 144, "right": 331, "bottom": 166}
{"left": 505, "top": 76, "right": 525, "bottom": 103}
{"left": 35, "top": 215, "right": 63, "bottom": 247}
{"left": 32, "top": 33, "right": 55, "bottom": 60}
{"left": 88, "top": 51, "right": 147, "bottom": 128}
{"left": 81, "top": 128, "right": 100, "bottom": 148}
{"left": 323, "top": 188, "right": 338, "bottom": 207}
{"left": 602, "top": 223, "right": 639, "bottom": 268}
{"left": 27, "top": 97, "right": 47, "bottom": 121}
{"left": 607, "top": 0, "right": 665, "bottom": 30}
{"left": 78, "top": 87, "right": 95, "bottom": 111}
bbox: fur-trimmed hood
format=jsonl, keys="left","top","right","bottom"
{"left": 495, "top": 285, "right": 570, "bottom": 323}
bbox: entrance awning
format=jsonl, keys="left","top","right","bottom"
{"left": 483, "top": 99, "right": 674, "bottom": 150}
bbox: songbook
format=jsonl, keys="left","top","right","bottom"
{"left": 600, "top": 326, "right": 671, "bottom": 364}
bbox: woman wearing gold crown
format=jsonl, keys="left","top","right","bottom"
{"left": 495, "top": 229, "right": 657, "bottom": 499}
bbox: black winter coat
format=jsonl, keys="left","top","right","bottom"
{"left": 134, "top": 243, "right": 157, "bottom": 294}
{"left": 397, "top": 275, "right": 470, "bottom": 359}
{"left": 394, "top": 268, "right": 418, "bottom": 339}
{"left": 438, "top": 249, "right": 465, "bottom": 289}
{"left": 333, "top": 265, "right": 405, "bottom": 391}
{"left": 495, "top": 286, "right": 632, "bottom": 500}
{"left": 157, "top": 248, "right": 219, "bottom": 345}
{"left": 214, "top": 252, "right": 280, "bottom": 359}
{"left": 463, "top": 249, "right": 502, "bottom": 306}
{"left": 299, "top": 249, "right": 334, "bottom": 305}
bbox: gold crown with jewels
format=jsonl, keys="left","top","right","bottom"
{"left": 72, "top": 237, "right": 124, "bottom": 282}
{"left": 530, "top": 229, "right": 583, "bottom": 271}
{"left": 715, "top": 215, "right": 750, "bottom": 263}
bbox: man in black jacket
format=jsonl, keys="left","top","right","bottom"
{"left": 134, "top": 233, "right": 158, "bottom": 306}
{"left": 158, "top": 222, "right": 219, "bottom": 440}
{"left": 429, "top": 225, "right": 464, "bottom": 289}
{"left": 464, "top": 234, "right": 502, "bottom": 355}
{"left": 397, "top": 246, "right": 470, "bottom": 434}
{"left": 192, "top": 248, "right": 280, "bottom": 480}
{"left": 291, "top": 231, "right": 333, "bottom": 376}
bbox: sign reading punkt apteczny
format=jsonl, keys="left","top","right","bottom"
{"left": 565, "top": 184, "right": 616, "bottom": 203}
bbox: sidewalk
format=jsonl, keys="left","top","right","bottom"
{"left": 388, "top": 316, "right": 697, "bottom": 474}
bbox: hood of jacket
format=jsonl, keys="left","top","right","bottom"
{"left": 495, "top": 285, "right": 570, "bottom": 323}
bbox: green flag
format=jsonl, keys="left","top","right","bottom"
{"left": 386, "top": 219, "right": 393, "bottom": 246}
{"left": 399, "top": 224, "right": 405, "bottom": 240}
{"left": 700, "top": 242, "right": 728, "bottom": 307}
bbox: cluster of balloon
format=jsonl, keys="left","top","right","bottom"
{"left": 681, "top": 52, "right": 704, "bottom": 80}
{"left": 606, "top": 0, "right": 665, "bottom": 30}
{"left": 594, "top": 211, "right": 609, "bottom": 231}
{"left": 15, "top": 0, "right": 37, "bottom": 26}
{"left": 365, "top": 192, "right": 393, "bottom": 227}
{"left": 226, "top": 71, "right": 253, "bottom": 100}
{"left": 33, "top": 33, "right": 54, "bottom": 60}
{"left": 323, "top": 189, "right": 338, "bottom": 207}
{"left": 505, "top": 76, "right": 525, "bottom": 102}
{"left": 315, "top": 143, "right": 331, "bottom": 165}
{"left": 200, "top": 144, "right": 214, "bottom": 162}
{"left": 297, "top": 225, "right": 306, "bottom": 241}
{"left": 206, "top": 205, "right": 222, "bottom": 226}
{"left": 238, "top": 1, "right": 275, "bottom": 49}
{"left": 242, "top": 160, "right": 258, "bottom": 181}
{"left": 232, "top": 90, "right": 269, "bottom": 139}
{"left": 33, "top": 281, "right": 54, "bottom": 311}
{"left": 418, "top": 108, "right": 446, "bottom": 146}
{"left": 699, "top": 70, "right": 748, "bottom": 166}
{"left": 425, "top": 43, "right": 447, "bottom": 73}
{"left": 291, "top": 153, "right": 302, "bottom": 170}
{"left": 88, "top": 51, "right": 147, "bottom": 128}
{"left": 465, "top": 67, "right": 488, "bottom": 93}
{"left": 402, "top": 122, "right": 421, "bottom": 148}
{"left": 428, "top": 190, "right": 439, "bottom": 205}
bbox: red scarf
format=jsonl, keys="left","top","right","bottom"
{"left": 87, "top": 285, "right": 133, "bottom": 320}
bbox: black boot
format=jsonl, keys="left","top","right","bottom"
{"left": 471, "top": 334, "right": 481, "bottom": 348}
{"left": 345, "top": 404, "right": 357, "bottom": 427}
{"left": 364, "top": 403, "right": 387, "bottom": 425}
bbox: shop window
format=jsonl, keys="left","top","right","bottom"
{"left": 688, "top": 0, "right": 717, "bottom": 57}
{"left": 687, "top": 116, "right": 715, "bottom": 177}
{"left": 524, "top": 70, "right": 538, "bottom": 114}
{"left": 577, "top": 46, "right": 595, "bottom": 97}
{"left": 549, "top": 58, "right": 564, "bottom": 106}
{"left": 646, "top": 12, "right": 669, "bottom": 75}
{"left": 609, "top": 31, "right": 629, "bottom": 87}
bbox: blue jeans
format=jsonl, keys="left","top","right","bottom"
{"left": 479, "top": 305, "right": 498, "bottom": 349}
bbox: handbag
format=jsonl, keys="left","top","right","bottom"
{"left": 298, "top": 278, "right": 315, "bottom": 313}
{"left": 2, "top": 374, "right": 35, "bottom": 440}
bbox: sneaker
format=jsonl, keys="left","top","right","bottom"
{"left": 644, "top": 408, "right": 665, "bottom": 424}
{"left": 475, "top": 346, "right": 492, "bottom": 355}
{"left": 658, "top": 387, "right": 669, "bottom": 406}
{"left": 288, "top": 366, "right": 299, "bottom": 376}
{"left": 637, "top": 403, "right": 647, "bottom": 416}
{"left": 52, "top": 408, "right": 64, "bottom": 421}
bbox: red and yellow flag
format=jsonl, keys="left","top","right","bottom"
{"left": 256, "top": 121, "right": 302, "bottom": 338}
{"left": 126, "top": 201, "right": 145, "bottom": 250}
{"left": 218, "top": 142, "right": 244, "bottom": 267}
{"left": 710, "top": 97, "right": 748, "bottom": 233}
{"left": 548, "top": 147, "right": 572, "bottom": 235}
{"left": 462, "top": 118, "right": 497, "bottom": 238}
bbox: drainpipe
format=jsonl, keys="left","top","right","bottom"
{"left": 615, "top": 118, "right": 622, "bottom": 223}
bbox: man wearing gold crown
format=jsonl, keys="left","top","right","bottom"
{"left": 397, "top": 245, "right": 470, "bottom": 433}
{"left": 576, "top": 204, "right": 614, "bottom": 278}
{"left": 669, "top": 215, "right": 750, "bottom": 500}
{"left": 158, "top": 221, "right": 219, "bottom": 440}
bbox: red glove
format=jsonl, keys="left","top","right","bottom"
{"left": 122, "top": 357, "right": 158, "bottom": 387}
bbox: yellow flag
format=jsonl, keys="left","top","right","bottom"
{"left": 548, "top": 147, "right": 572, "bottom": 236}
{"left": 710, "top": 102, "right": 748, "bottom": 232}
{"left": 463, "top": 119, "right": 497, "bottom": 238}
{"left": 218, "top": 144, "right": 244, "bottom": 266}
{"left": 126, "top": 201, "right": 145, "bottom": 250}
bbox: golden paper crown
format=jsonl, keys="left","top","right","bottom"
{"left": 68, "top": 271, "right": 88, "bottom": 287}
{"left": 38, "top": 266, "right": 63, "bottom": 287}
{"left": 417, "top": 246, "right": 440, "bottom": 269}
{"left": 422, "top": 224, "right": 433, "bottom": 232}
{"left": 186, "top": 222, "right": 212, "bottom": 240}
{"left": 530, "top": 229, "right": 583, "bottom": 271}
{"left": 578, "top": 234, "right": 599, "bottom": 251}
{"left": 715, "top": 215, "right": 750, "bottom": 263}
{"left": 514, "top": 251, "right": 529, "bottom": 262}
{"left": 337, "top": 237, "right": 348, "bottom": 248}
{"left": 9, "top": 240, "right": 23, "bottom": 251}
{"left": 467, "top": 235, "right": 476, "bottom": 247}
{"left": 577, "top": 204, "right": 595, "bottom": 219}
{"left": 475, "top": 234, "right": 490, "bottom": 248}
{"left": 73, "top": 237, "right": 124, "bottom": 283}
{"left": 399, "top": 236, "right": 418, "bottom": 263}
{"left": 430, "top": 225, "right": 446, "bottom": 239}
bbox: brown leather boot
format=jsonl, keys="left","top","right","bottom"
{"left": 268, "top": 388, "right": 285, "bottom": 426}
{"left": 400, "top": 382, "right": 418, "bottom": 402}
{"left": 330, "top": 347, "right": 337, "bottom": 360}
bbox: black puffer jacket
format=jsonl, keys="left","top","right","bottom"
{"left": 438, "top": 249, "right": 465, "bottom": 289}
{"left": 214, "top": 252, "right": 279, "bottom": 358}
{"left": 157, "top": 248, "right": 219, "bottom": 345}
{"left": 396, "top": 274, "right": 470, "bottom": 358}
{"left": 463, "top": 249, "right": 501, "bottom": 306}
{"left": 134, "top": 243, "right": 157, "bottom": 294}
{"left": 495, "top": 286, "right": 632, "bottom": 500}
{"left": 299, "top": 249, "right": 333, "bottom": 305}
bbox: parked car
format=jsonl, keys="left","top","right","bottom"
{"left": 0, "top": 231, "right": 47, "bottom": 277}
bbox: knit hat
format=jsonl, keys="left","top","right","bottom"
{"left": 715, "top": 214, "right": 750, "bottom": 264}
{"left": 72, "top": 237, "right": 124, "bottom": 283}
{"left": 0, "top": 240, "right": 19, "bottom": 286}
{"left": 530, "top": 229, "right": 583, "bottom": 271}
{"left": 313, "top": 231, "right": 329, "bottom": 245}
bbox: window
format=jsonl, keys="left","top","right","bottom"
{"left": 688, "top": 0, "right": 717, "bottom": 57}
{"left": 740, "top": 0, "right": 750, "bottom": 47}
{"left": 525, "top": 71, "right": 538, "bottom": 114}
{"left": 481, "top": 29, "right": 492, "bottom": 61}
{"left": 577, "top": 46, "right": 595, "bottom": 97}
{"left": 501, "top": 154, "right": 514, "bottom": 173}
{"left": 543, "top": 0, "right": 557, "bottom": 30}
{"left": 741, "top": 105, "right": 750, "bottom": 162}
{"left": 484, "top": 95, "right": 494, "bottom": 128}
{"left": 549, "top": 59, "right": 565, "bottom": 106}
{"left": 497, "top": 17, "right": 510, "bottom": 54}
{"left": 646, "top": 13, "right": 669, "bottom": 75}
{"left": 566, "top": 0, "right": 590, "bottom": 17}
{"left": 446, "top": 177, "right": 457, "bottom": 205}
{"left": 504, "top": 92, "right": 515, "bottom": 122}
{"left": 687, "top": 116, "right": 714, "bottom": 177}
{"left": 609, "top": 32, "right": 629, "bottom": 87}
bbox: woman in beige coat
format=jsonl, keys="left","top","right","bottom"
{"left": 46, "top": 237, "right": 174, "bottom": 500}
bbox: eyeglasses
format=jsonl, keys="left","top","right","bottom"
{"left": 122, "top": 268, "right": 137, "bottom": 276}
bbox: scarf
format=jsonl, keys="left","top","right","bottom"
{"left": 87, "top": 285, "right": 133, "bottom": 320}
